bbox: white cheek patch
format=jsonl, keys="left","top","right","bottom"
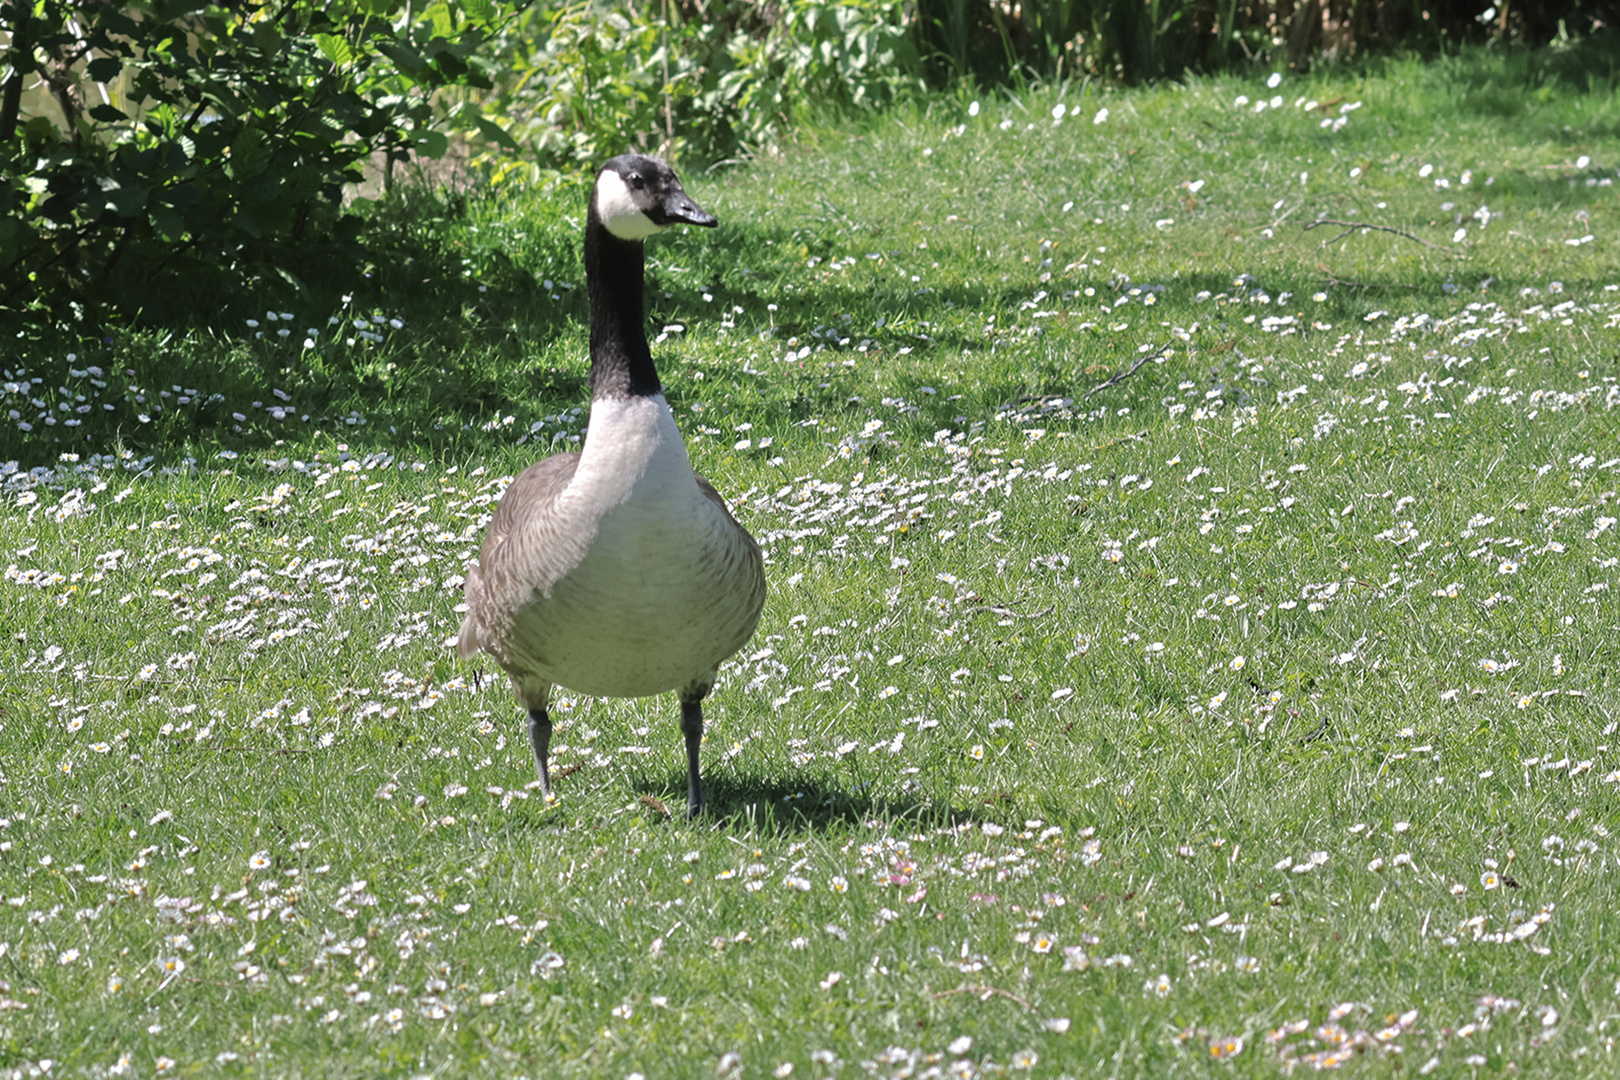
{"left": 594, "top": 170, "right": 664, "bottom": 241}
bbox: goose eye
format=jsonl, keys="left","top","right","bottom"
{"left": 630, "top": 174, "right": 646, "bottom": 190}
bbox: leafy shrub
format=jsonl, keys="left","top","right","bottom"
{"left": 464, "top": 0, "right": 922, "bottom": 179}
{"left": 0, "top": 0, "right": 511, "bottom": 329}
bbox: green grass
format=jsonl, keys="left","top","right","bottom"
{"left": 4, "top": 47, "right": 1620, "bottom": 1079}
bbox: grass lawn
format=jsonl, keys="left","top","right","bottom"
{"left": 3, "top": 47, "right": 1620, "bottom": 1079}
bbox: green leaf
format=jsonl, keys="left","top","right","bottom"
{"left": 106, "top": 183, "right": 151, "bottom": 218}
{"left": 427, "top": 1, "right": 456, "bottom": 37}
{"left": 415, "top": 129, "right": 450, "bottom": 159}
{"left": 149, "top": 203, "right": 186, "bottom": 241}
{"left": 428, "top": 47, "right": 468, "bottom": 79}
{"left": 272, "top": 264, "right": 310, "bottom": 294}
{"left": 228, "top": 127, "right": 271, "bottom": 182}
{"left": 22, "top": 115, "right": 60, "bottom": 147}
{"left": 90, "top": 104, "right": 127, "bottom": 123}
{"left": 87, "top": 57, "right": 123, "bottom": 83}
{"left": 376, "top": 40, "right": 429, "bottom": 77}
{"left": 314, "top": 33, "right": 355, "bottom": 67}
{"left": 473, "top": 115, "right": 520, "bottom": 153}
{"left": 461, "top": 0, "right": 495, "bottom": 25}
{"left": 0, "top": 216, "right": 36, "bottom": 270}
{"left": 250, "top": 22, "right": 285, "bottom": 54}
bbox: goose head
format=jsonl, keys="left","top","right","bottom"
{"left": 592, "top": 154, "right": 718, "bottom": 242}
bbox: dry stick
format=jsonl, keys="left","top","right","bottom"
{"left": 1086, "top": 342, "right": 1172, "bottom": 396}
{"left": 1319, "top": 278, "right": 1422, "bottom": 291}
{"left": 215, "top": 747, "right": 310, "bottom": 755}
{"left": 1088, "top": 430, "right": 1148, "bottom": 453}
{"left": 971, "top": 601, "right": 1054, "bottom": 621}
{"left": 930, "top": 984, "right": 1034, "bottom": 1009}
{"left": 1304, "top": 218, "right": 1454, "bottom": 252}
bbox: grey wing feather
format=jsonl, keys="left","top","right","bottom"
{"left": 695, "top": 471, "right": 768, "bottom": 626}
{"left": 457, "top": 452, "right": 582, "bottom": 659}
{"left": 693, "top": 472, "right": 742, "bottom": 524}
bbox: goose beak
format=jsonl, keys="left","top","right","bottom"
{"left": 662, "top": 191, "right": 718, "bottom": 229}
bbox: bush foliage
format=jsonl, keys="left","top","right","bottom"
{"left": 0, "top": 0, "right": 511, "bottom": 327}
{"left": 465, "top": 0, "right": 920, "bottom": 184}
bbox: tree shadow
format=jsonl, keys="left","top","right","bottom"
{"left": 1316, "top": 33, "right": 1620, "bottom": 142}
{"left": 1429, "top": 32, "right": 1620, "bottom": 102}
{"left": 8, "top": 106, "right": 1615, "bottom": 471}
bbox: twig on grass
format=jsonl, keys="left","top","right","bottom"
{"left": 215, "top": 746, "right": 309, "bottom": 756}
{"left": 970, "top": 601, "right": 1053, "bottom": 621}
{"left": 1008, "top": 392, "right": 1073, "bottom": 407}
{"left": 1318, "top": 278, "right": 1423, "bottom": 291}
{"left": 931, "top": 984, "right": 1033, "bottom": 1009}
{"left": 1088, "top": 430, "right": 1149, "bottom": 453}
{"left": 1086, "top": 342, "right": 1172, "bottom": 396}
{"left": 77, "top": 674, "right": 245, "bottom": 685}
{"left": 1305, "top": 219, "right": 1454, "bottom": 251}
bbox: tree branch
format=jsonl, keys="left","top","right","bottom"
{"left": 930, "top": 984, "right": 1033, "bottom": 1009}
{"left": 1, "top": 0, "right": 30, "bottom": 144}
{"left": 1304, "top": 218, "right": 1454, "bottom": 251}
{"left": 1086, "top": 342, "right": 1172, "bottom": 396}
{"left": 1318, "top": 277, "right": 1422, "bottom": 291}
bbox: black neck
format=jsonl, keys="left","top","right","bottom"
{"left": 584, "top": 208, "right": 662, "bottom": 400}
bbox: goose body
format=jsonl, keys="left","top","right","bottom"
{"left": 458, "top": 155, "right": 764, "bottom": 817}
{"left": 465, "top": 394, "right": 762, "bottom": 700}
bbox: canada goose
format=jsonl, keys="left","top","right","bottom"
{"left": 458, "top": 154, "right": 765, "bottom": 819}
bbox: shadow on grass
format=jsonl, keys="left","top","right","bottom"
{"left": 1418, "top": 33, "right": 1620, "bottom": 136}
{"left": 0, "top": 231, "right": 1573, "bottom": 471}
{"left": 7, "top": 54, "right": 1617, "bottom": 472}
{"left": 630, "top": 772, "right": 989, "bottom": 834}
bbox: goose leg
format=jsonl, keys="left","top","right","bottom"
{"left": 679, "top": 699, "right": 704, "bottom": 819}
{"left": 528, "top": 708, "right": 553, "bottom": 797}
